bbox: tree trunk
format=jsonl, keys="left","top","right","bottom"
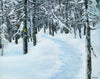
{"left": 0, "top": 39, "right": 3, "bottom": 56}
{"left": 85, "top": 0, "right": 92, "bottom": 78}
{"left": 32, "top": 0, "right": 37, "bottom": 46}
{"left": 1, "top": 44, "right": 3, "bottom": 56}
{"left": 15, "top": 36, "right": 18, "bottom": 44}
{"left": 23, "top": 0, "right": 28, "bottom": 54}
{"left": 49, "top": 23, "right": 52, "bottom": 35}
{"left": 33, "top": 32, "right": 36, "bottom": 46}
{"left": 8, "top": 28, "right": 12, "bottom": 42}
{"left": 65, "top": 0, "right": 69, "bottom": 33}
{"left": 86, "top": 20, "right": 92, "bottom": 79}
{"left": 51, "top": 24, "right": 54, "bottom": 36}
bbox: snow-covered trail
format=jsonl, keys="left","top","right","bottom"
{"left": 0, "top": 33, "right": 85, "bottom": 79}
{"left": 42, "top": 34, "right": 84, "bottom": 79}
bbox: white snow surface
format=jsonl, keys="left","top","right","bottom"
{"left": 91, "top": 22, "right": 100, "bottom": 79}
{"left": 0, "top": 30, "right": 88, "bottom": 79}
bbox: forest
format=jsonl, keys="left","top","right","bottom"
{"left": 0, "top": 0, "right": 100, "bottom": 79}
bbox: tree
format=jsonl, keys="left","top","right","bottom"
{"left": 0, "top": 24, "right": 8, "bottom": 56}
{"left": 85, "top": 0, "right": 99, "bottom": 79}
{"left": 23, "top": 0, "right": 28, "bottom": 54}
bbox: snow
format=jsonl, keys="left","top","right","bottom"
{"left": 91, "top": 22, "right": 100, "bottom": 78}
{"left": 14, "top": 21, "right": 24, "bottom": 37}
{"left": 0, "top": 30, "right": 86, "bottom": 79}
{"left": 78, "top": 0, "right": 84, "bottom": 4}
{"left": 0, "top": 24, "right": 8, "bottom": 46}
{"left": 91, "top": 0, "right": 97, "bottom": 8}
{"left": 8, "top": 9, "right": 15, "bottom": 16}
{"left": 51, "top": 9, "right": 72, "bottom": 33}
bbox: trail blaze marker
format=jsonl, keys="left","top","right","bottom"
{"left": 24, "top": 28, "right": 26, "bottom": 32}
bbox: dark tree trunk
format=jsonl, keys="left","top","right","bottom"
{"left": 33, "top": 32, "right": 36, "bottom": 46}
{"left": 49, "top": 23, "right": 52, "bottom": 35}
{"left": 0, "top": 39, "right": 2, "bottom": 49}
{"left": 65, "top": 0, "right": 69, "bottom": 33}
{"left": 23, "top": 0, "right": 28, "bottom": 54}
{"left": 44, "top": 25, "right": 46, "bottom": 33}
{"left": 0, "top": 39, "right": 3, "bottom": 56}
{"left": 32, "top": 0, "right": 37, "bottom": 46}
{"left": 85, "top": 0, "right": 92, "bottom": 79}
{"left": 51, "top": 24, "right": 54, "bottom": 36}
{"left": 86, "top": 25, "right": 92, "bottom": 79}
{"left": 15, "top": 36, "right": 18, "bottom": 44}
{"left": 8, "top": 28, "right": 12, "bottom": 42}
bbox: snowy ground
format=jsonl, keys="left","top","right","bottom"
{"left": 1, "top": 28, "right": 99, "bottom": 79}
{"left": 91, "top": 23, "right": 100, "bottom": 79}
